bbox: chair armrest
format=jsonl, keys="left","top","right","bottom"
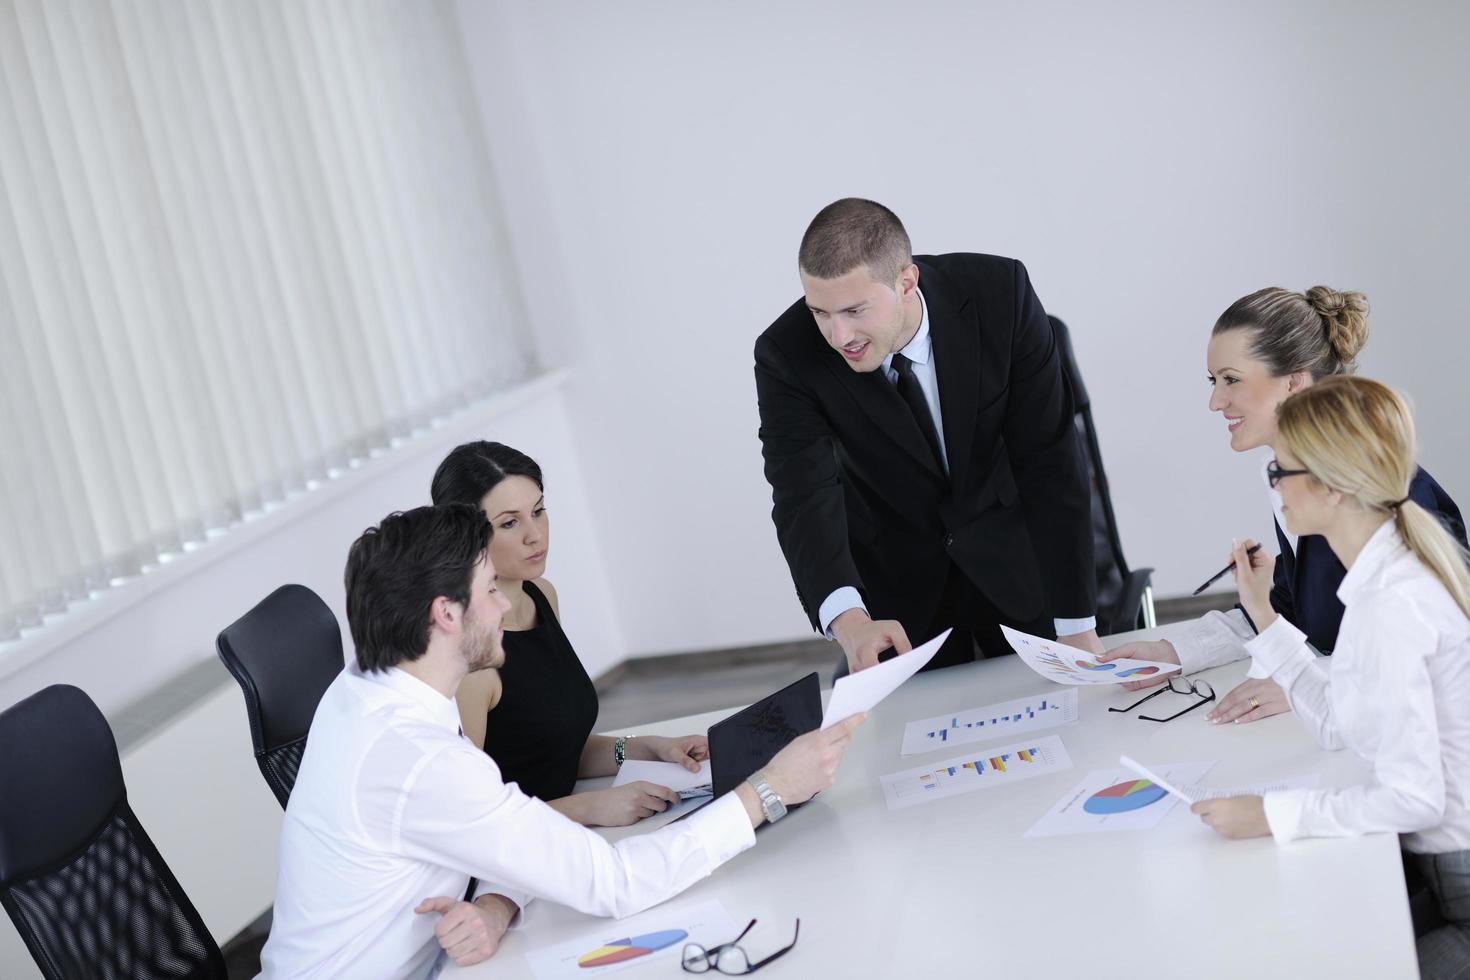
{"left": 1109, "top": 567, "right": 1155, "bottom": 634}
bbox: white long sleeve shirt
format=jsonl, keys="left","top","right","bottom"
{"left": 1244, "top": 521, "right": 1470, "bottom": 852}
{"left": 259, "top": 665, "right": 755, "bottom": 979}
{"left": 1172, "top": 458, "right": 1288, "bottom": 677}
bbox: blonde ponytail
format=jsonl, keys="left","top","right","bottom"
{"left": 1277, "top": 375, "right": 1470, "bottom": 620}
{"left": 1396, "top": 502, "right": 1470, "bottom": 621}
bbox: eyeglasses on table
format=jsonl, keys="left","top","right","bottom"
{"left": 1108, "top": 675, "right": 1215, "bottom": 722}
{"left": 681, "top": 918, "right": 800, "bottom": 975}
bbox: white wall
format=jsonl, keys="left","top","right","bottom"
{"left": 456, "top": 0, "right": 1470, "bottom": 657}
{"left": 0, "top": 373, "right": 628, "bottom": 717}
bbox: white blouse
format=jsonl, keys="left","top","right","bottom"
{"left": 1246, "top": 521, "right": 1470, "bottom": 852}
{"left": 1173, "top": 458, "right": 1294, "bottom": 676}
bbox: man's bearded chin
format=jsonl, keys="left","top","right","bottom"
{"left": 462, "top": 625, "right": 502, "bottom": 672}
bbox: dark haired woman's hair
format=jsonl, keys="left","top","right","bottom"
{"left": 430, "top": 441, "right": 544, "bottom": 509}
{"left": 343, "top": 504, "right": 491, "bottom": 673}
{"left": 1212, "top": 285, "right": 1370, "bottom": 380}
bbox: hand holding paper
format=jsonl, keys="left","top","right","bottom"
{"left": 1002, "top": 625, "right": 1182, "bottom": 686}
{"left": 822, "top": 628, "right": 951, "bottom": 728}
{"left": 1119, "top": 755, "right": 1318, "bottom": 807}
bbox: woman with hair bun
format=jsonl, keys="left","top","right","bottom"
{"left": 1101, "top": 286, "right": 1465, "bottom": 720}
{"left": 430, "top": 441, "right": 709, "bottom": 827}
{"left": 1187, "top": 377, "right": 1470, "bottom": 977}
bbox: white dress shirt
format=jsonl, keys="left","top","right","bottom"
{"left": 820, "top": 291, "right": 1096, "bottom": 639}
{"left": 259, "top": 665, "right": 755, "bottom": 979}
{"left": 1245, "top": 520, "right": 1470, "bottom": 851}
{"left": 1171, "top": 459, "right": 1293, "bottom": 677}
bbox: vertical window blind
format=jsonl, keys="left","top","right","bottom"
{"left": 0, "top": 0, "right": 533, "bottom": 642}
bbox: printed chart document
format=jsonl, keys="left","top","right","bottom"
{"left": 900, "top": 689, "right": 1079, "bottom": 756}
{"left": 1120, "top": 755, "right": 1320, "bottom": 805}
{"left": 822, "top": 628, "right": 950, "bottom": 728}
{"left": 1001, "top": 625, "right": 1181, "bottom": 686}
{"left": 880, "top": 734, "right": 1073, "bottom": 810}
{"left": 611, "top": 759, "right": 712, "bottom": 799}
{"left": 526, "top": 898, "right": 736, "bottom": 979}
{"left": 1025, "top": 761, "right": 1215, "bottom": 837}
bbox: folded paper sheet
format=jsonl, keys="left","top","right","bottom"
{"left": 821, "top": 628, "right": 951, "bottom": 728}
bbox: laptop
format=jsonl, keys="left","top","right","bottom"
{"left": 675, "top": 671, "right": 823, "bottom": 821}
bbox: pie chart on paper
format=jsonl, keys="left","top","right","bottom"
{"left": 1074, "top": 659, "right": 1117, "bottom": 671}
{"left": 577, "top": 929, "right": 688, "bottom": 968}
{"left": 1083, "top": 778, "right": 1168, "bottom": 815}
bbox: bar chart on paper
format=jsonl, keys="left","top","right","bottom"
{"left": 880, "top": 735, "right": 1073, "bottom": 810}
{"left": 900, "top": 689, "right": 1079, "bottom": 755}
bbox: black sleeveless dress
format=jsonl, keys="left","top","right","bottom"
{"left": 482, "top": 581, "right": 600, "bottom": 801}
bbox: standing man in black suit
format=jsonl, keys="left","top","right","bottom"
{"left": 755, "top": 198, "right": 1101, "bottom": 675}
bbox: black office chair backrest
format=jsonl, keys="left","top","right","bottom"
{"left": 0, "top": 684, "right": 226, "bottom": 980}
{"left": 1049, "top": 315, "right": 1154, "bottom": 633}
{"left": 217, "top": 584, "right": 344, "bottom": 808}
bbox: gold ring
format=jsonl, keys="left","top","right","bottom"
{"left": 1248, "top": 696, "right": 1261, "bottom": 709}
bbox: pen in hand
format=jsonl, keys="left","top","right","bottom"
{"left": 1192, "top": 542, "right": 1264, "bottom": 596}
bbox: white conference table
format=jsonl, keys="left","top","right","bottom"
{"left": 448, "top": 625, "right": 1418, "bottom": 979}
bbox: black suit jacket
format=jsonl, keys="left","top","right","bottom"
{"left": 754, "top": 253, "right": 1096, "bottom": 637}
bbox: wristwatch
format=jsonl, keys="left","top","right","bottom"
{"left": 745, "top": 770, "right": 787, "bottom": 824}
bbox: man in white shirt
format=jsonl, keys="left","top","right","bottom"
{"left": 259, "top": 504, "right": 862, "bottom": 978}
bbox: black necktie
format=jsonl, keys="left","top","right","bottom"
{"left": 891, "top": 353, "right": 943, "bottom": 467}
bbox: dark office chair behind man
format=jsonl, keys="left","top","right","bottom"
{"left": 0, "top": 684, "right": 227, "bottom": 980}
{"left": 217, "top": 584, "right": 344, "bottom": 808}
{"left": 1049, "top": 315, "right": 1156, "bottom": 635}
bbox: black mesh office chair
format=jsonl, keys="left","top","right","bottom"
{"left": 217, "top": 584, "right": 344, "bottom": 809}
{"left": 1050, "top": 315, "right": 1157, "bottom": 635}
{"left": 0, "top": 684, "right": 227, "bottom": 980}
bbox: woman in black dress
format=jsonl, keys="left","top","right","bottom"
{"left": 431, "top": 441, "right": 708, "bottom": 827}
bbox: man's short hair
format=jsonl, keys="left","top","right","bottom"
{"left": 798, "top": 198, "right": 912, "bottom": 285}
{"left": 343, "top": 504, "right": 491, "bottom": 673}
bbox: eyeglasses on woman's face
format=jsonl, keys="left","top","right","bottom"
{"left": 1265, "top": 459, "right": 1312, "bottom": 489}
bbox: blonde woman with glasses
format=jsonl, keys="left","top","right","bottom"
{"left": 1101, "top": 286, "right": 1465, "bottom": 721}
{"left": 1189, "top": 376, "right": 1470, "bottom": 979}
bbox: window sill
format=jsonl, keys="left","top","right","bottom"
{"left": 0, "top": 368, "right": 570, "bottom": 686}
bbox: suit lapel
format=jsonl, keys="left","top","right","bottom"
{"left": 822, "top": 342, "right": 945, "bottom": 479}
{"left": 922, "top": 261, "right": 979, "bottom": 490}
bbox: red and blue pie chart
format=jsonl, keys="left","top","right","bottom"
{"left": 1084, "top": 778, "right": 1168, "bottom": 814}
{"left": 577, "top": 929, "right": 688, "bottom": 968}
{"left": 1075, "top": 659, "right": 1162, "bottom": 678}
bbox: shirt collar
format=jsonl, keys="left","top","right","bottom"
{"left": 359, "top": 664, "right": 464, "bottom": 734}
{"left": 882, "top": 288, "right": 931, "bottom": 372}
{"left": 1336, "top": 518, "right": 1404, "bottom": 604}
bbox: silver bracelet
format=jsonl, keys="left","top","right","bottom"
{"left": 614, "top": 735, "right": 629, "bottom": 768}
